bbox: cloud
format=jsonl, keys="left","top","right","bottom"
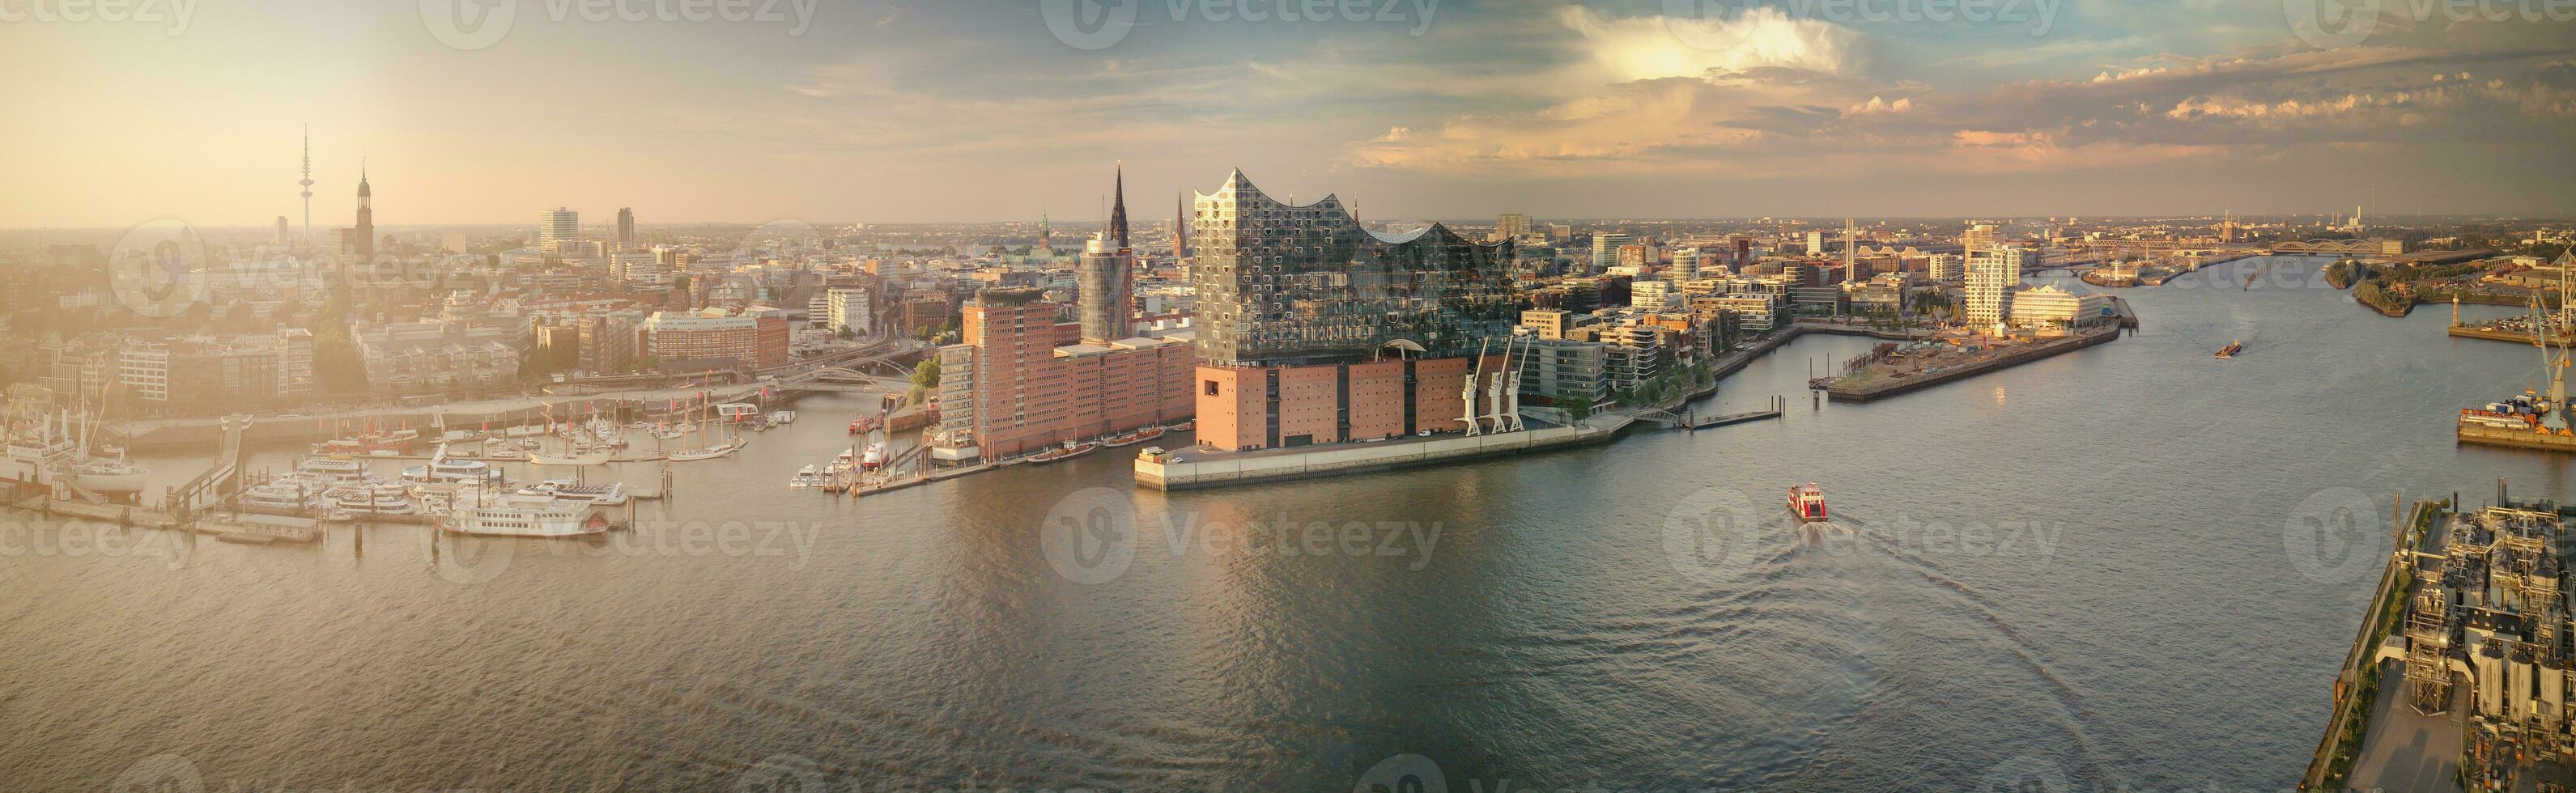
{"left": 1558, "top": 5, "right": 1875, "bottom": 81}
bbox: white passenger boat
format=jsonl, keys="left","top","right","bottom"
{"left": 296, "top": 456, "right": 368, "bottom": 481}
{"left": 329, "top": 481, "right": 418, "bottom": 516}
{"left": 440, "top": 499, "right": 603, "bottom": 538}
{"left": 513, "top": 479, "right": 627, "bottom": 507}
{"left": 241, "top": 478, "right": 324, "bottom": 515}
{"left": 402, "top": 457, "right": 504, "bottom": 485}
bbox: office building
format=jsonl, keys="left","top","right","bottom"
{"left": 1077, "top": 233, "right": 1133, "bottom": 343}
{"left": 1632, "top": 279, "right": 1677, "bottom": 310}
{"left": 1807, "top": 230, "right": 1825, "bottom": 256}
{"left": 539, "top": 207, "right": 580, "bottom": 252}
{"left": 932, "top": 169, "right": 1197, "bottom": 461}
{"left": 1592, "top": 233, "right": 1632, "bottom": 274}
{"left": 1515, "top": 337, "right": 1609, "bottom": 408}
{"left": 615, "top": 207, "right": 635, "bottom": 252}
{"left": 1496, "top": 213, "right": 1532, "bottom": 243}
{"left": 827, "top": 287, "right": 873, "bottom": 337}
{"left": 641, "top": 307, "right": 790, "bottom": 369}
{"left": 2008, "top": 284, "right": 2108, "bottom": 330}
{"left": 1520, "top": 308, "right": 1574, "bottom": 340}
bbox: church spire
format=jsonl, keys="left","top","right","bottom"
{"left": 1109, "top": 160, "right": 1130, "bottom": 251}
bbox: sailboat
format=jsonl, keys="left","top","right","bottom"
{"left": 663, "top": 392, "right": 746, "bottom": 461}
{"left": 528, "top": 403, "right": 612, "bottom": 466}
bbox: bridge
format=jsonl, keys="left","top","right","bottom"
{"left": 1632, "top": 402, "right": 1785, "bottom": 431}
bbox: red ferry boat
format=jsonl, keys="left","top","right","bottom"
{"left": 1787, "top": 484, "right": 1828, "bottom": 524}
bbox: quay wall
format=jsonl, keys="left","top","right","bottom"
{"left": 1137, "top": 422, "right": 1624, "bottom": 491}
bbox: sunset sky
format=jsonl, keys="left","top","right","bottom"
{"left": 4, "top": 0, "right": 2573, "bottom": 228}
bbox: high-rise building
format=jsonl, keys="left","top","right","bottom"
{"left": 1806, "top": 230, "right": 1825, "bottom": 256}
{"left": 1078, "top": 234, "right": 1133, "bottom": 343}
{"left": 539, "top": 207, "right": 580, "bottom": 252}
{"left": 1671, "top": 248, "right": 1701, "bottom": 281}
{"left": 1591, "top": 232, "right": 1632, "bottom": 274}
{"left": 1965, "top": 247, "right": 2023, "bottom": 333}
{"left": 615, "top": 207, "right": 635, "bottom": 252}
{"left": 1496, "top": 213, "right": 1532, "bottom": 243}
{"left": 1963, "top": 223, "right": 1996, "bottom": 254}
{"left": 1188, "top": 170, "right": 1518, "bottom": 452}
{"left": 274, "top": 217, "right": 290, "bottom": 247}
{"left": 1928, "top": 253, "right": 1964, "bottom": 284}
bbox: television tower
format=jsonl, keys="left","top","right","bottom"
{"left": 297, "top": 125, "right": 314, "bottom": 249}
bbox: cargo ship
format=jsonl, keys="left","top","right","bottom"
{"left": 1787, "top": 483, "right": 1828, "bottom": 524}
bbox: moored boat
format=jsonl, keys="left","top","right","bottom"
{"left": 439, "top": 498, "right": 601, "bottom": 538}
{"left": 1030, "top": 441, "right": 1097, "bottom": 464}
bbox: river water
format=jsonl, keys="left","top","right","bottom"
{"left": 3, "top": 257, "right": 2569, "bottom": 791}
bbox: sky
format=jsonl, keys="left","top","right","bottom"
{"left": 3, "top": 0, "right": 2573, "bottom": 229}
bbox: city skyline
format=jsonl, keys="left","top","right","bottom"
{"left": 3, "top": 1, "right": 2573, "bottom": 228}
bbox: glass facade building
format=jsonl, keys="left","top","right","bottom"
{"left": 1189, "top": 170, "right": 1520, "bottom": 368}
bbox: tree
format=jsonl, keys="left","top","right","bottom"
{"left": 912, "top": 358, "right": 940, "bottom": 390}
{"left": 312, "top": 329, "right": 369, "bottom": 394}
{"left": 835, "top": 327, "right": 856, "bottom": 341}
